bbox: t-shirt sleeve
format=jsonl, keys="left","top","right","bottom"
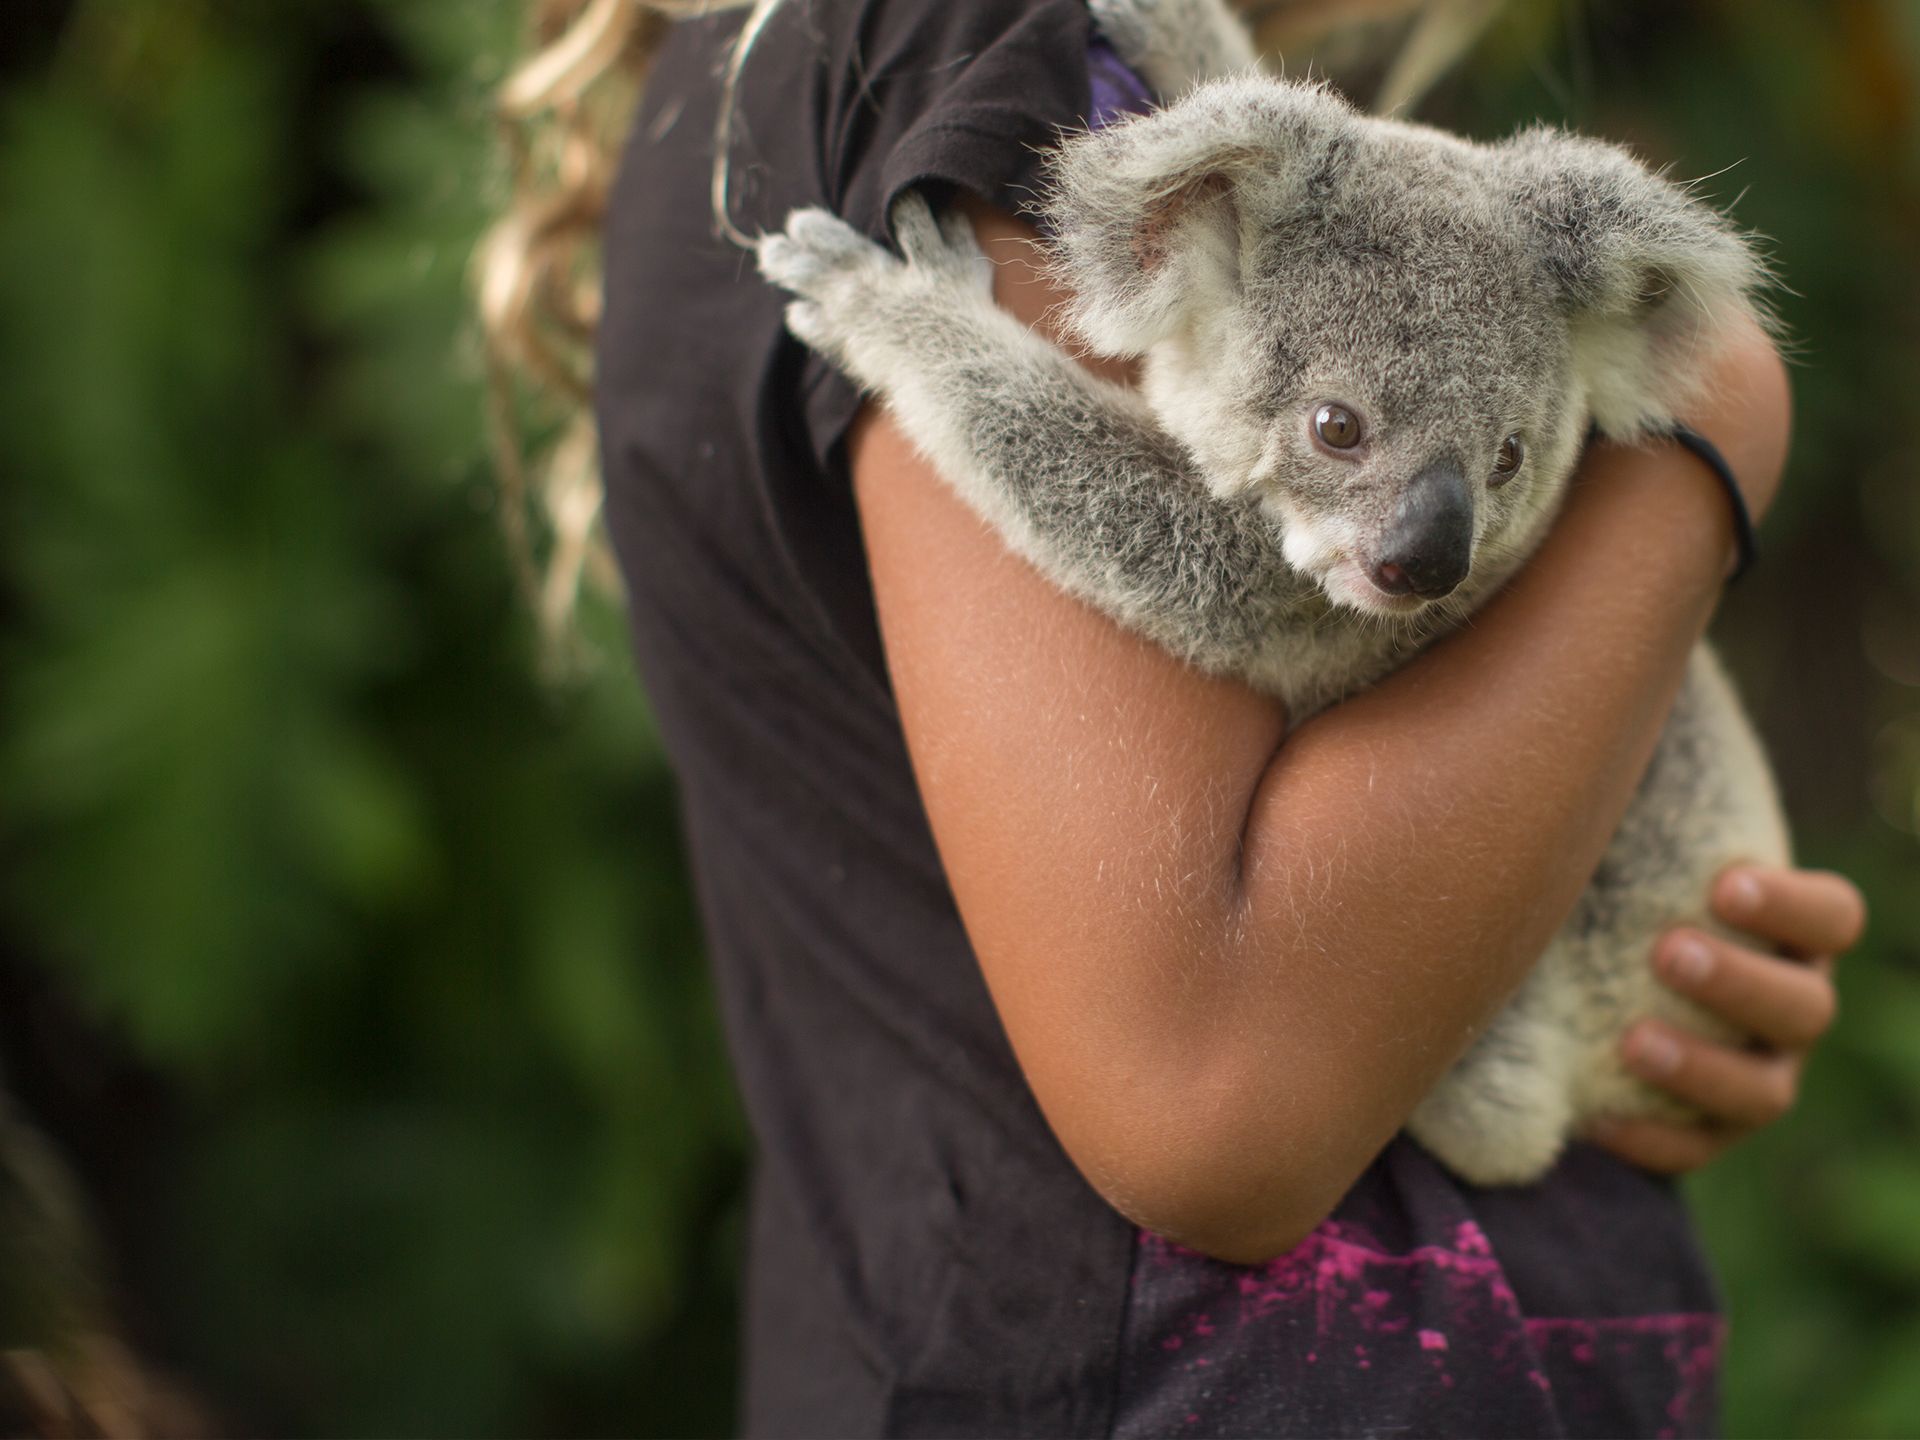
{"left": 736, "top": 0, "right": 1101, "bottom": 468}
{"left": 839, "top": 0, "right": 1096, "bottom": 236}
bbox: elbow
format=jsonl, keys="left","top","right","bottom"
{"left": 1100, "top": 1164, "right": 1338, "bottom": 1268}
{"left": 1155, "top": 1212, "right": 1328, "bottom": 1269}
{"left": 1010, "top": 968, "right": 1398, "bottom": 1268}
{"left": 1055, "top": 1068, "right": 1366, "bottom": 1267}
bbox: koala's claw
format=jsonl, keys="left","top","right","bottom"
{"left": 890, "top": 192, "right": 992, "bottom": 291}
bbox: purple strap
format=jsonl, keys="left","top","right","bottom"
{"left": 1086, "top": 32, "right": 1157, "bottom": 129}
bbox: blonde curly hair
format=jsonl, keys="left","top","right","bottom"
{"left": 475, "top": 0, "right": 1501, "bottom": 657}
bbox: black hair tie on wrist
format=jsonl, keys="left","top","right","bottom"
{"left": 1666, "top": 423, "right": 1758, "bottom": 582}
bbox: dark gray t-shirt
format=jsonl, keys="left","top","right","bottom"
{"left": 594, "top": 2, "right": 1725, "bottom": 1434}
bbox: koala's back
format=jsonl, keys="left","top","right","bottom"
{"left": 1407, "top": 646, "right": 1791, "bottom": 1186}
{"left": 1556, "top": 646, "right": 1791, "bottom": 1112}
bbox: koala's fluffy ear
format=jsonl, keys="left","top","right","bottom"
{"left": 1498, "top": 128, "right": 1769, "bottom": 437}
{"left": 1040, "top": 76, "right": 1355, "bottom": 356}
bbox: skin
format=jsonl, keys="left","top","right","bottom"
{"left": 848, "top": 200, "right": 1864, "bottom": 1263}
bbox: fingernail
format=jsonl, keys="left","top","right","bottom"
{"left": 1719, "top": 870, "right": 1764, "bottom": 919}
{"left": 1628, "top": 1027, "right": 1681, "bottom": 1077}
{"left": 1663, "top": 934, "right": 1714, "bottom": 986}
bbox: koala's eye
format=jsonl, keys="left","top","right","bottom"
{"left": 1490, "top": 433, "right": 1525, "bottom": 486}
{"left": 1314, "top": 404, "right": 1362, "bottom": 450}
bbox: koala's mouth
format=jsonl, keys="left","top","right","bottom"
{"left": 1270, "top": 496, "right": 1454, "bottom": 620}
{"left": 1319, "top": 556, "right": 1436, "bottom": 618}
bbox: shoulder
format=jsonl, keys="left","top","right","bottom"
{"left": 740, "top": 0, "right": 1099, "bottom": 235}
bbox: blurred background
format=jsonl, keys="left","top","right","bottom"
{"left": 0, "top": 1, "right": 1915, "bottom": 1435}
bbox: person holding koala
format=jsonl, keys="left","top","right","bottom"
{"left": 545, "top": 0, "right": 1869, "bottom": 1432}
{"left": 757, "top": 44, "right": 1802, "bottom": 1193}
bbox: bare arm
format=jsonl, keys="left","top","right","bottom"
{"left": 852, "top": 203, "right": 1791, "bottom": 1262}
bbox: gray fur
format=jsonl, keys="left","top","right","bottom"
{"left": 1087, "top": 0, "right": 1262, "bottom": 95}
{"left": 756, "top": 27, "right": 1787, "bottom": 1186}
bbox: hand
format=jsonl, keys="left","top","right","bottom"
{"left": 1589, "top": 864, "right": 1865, "bottom": 1174}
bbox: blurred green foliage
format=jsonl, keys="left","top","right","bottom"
{"left": 1, "top": 3, "right": 743, "bottom": 1435}
{"left": 0, "top": 1, "right": 1915, "bottom": 1436}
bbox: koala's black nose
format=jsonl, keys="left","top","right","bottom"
{"left": 1371, "top": 461, "right": 1473, "bottom": 599}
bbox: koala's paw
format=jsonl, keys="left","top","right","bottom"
{"left": 755, "top": 208, "right": 899, "bottom": 360}
{"left": 887, "top": 191, "right": 993, "bottom": 293}
{"left": 756, "top": 195, "right": 991, "bottom": 370}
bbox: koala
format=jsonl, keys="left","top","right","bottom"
{"left": 755, "top": 55, "right": 1788, "bottom": 1186}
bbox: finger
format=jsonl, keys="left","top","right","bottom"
{"left": 1621, "top": 1022, "right": 1800, "bottom": 1129}
{"left": 1586, "top": 1116, "right": 1733, "bottom": 1176}
{"left": 1713, "top": 865, "right": 1868, "bottom": 959}
{"left": 1655, "top": 929, "right": 1839, "bottom": 1050}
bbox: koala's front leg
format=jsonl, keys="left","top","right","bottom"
{"left": 757, "top": 194, "right": 1290, "bottom": 674}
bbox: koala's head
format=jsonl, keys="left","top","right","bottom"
{"left": 1042, "top": 77, "right": 1765, "bottom": 618}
